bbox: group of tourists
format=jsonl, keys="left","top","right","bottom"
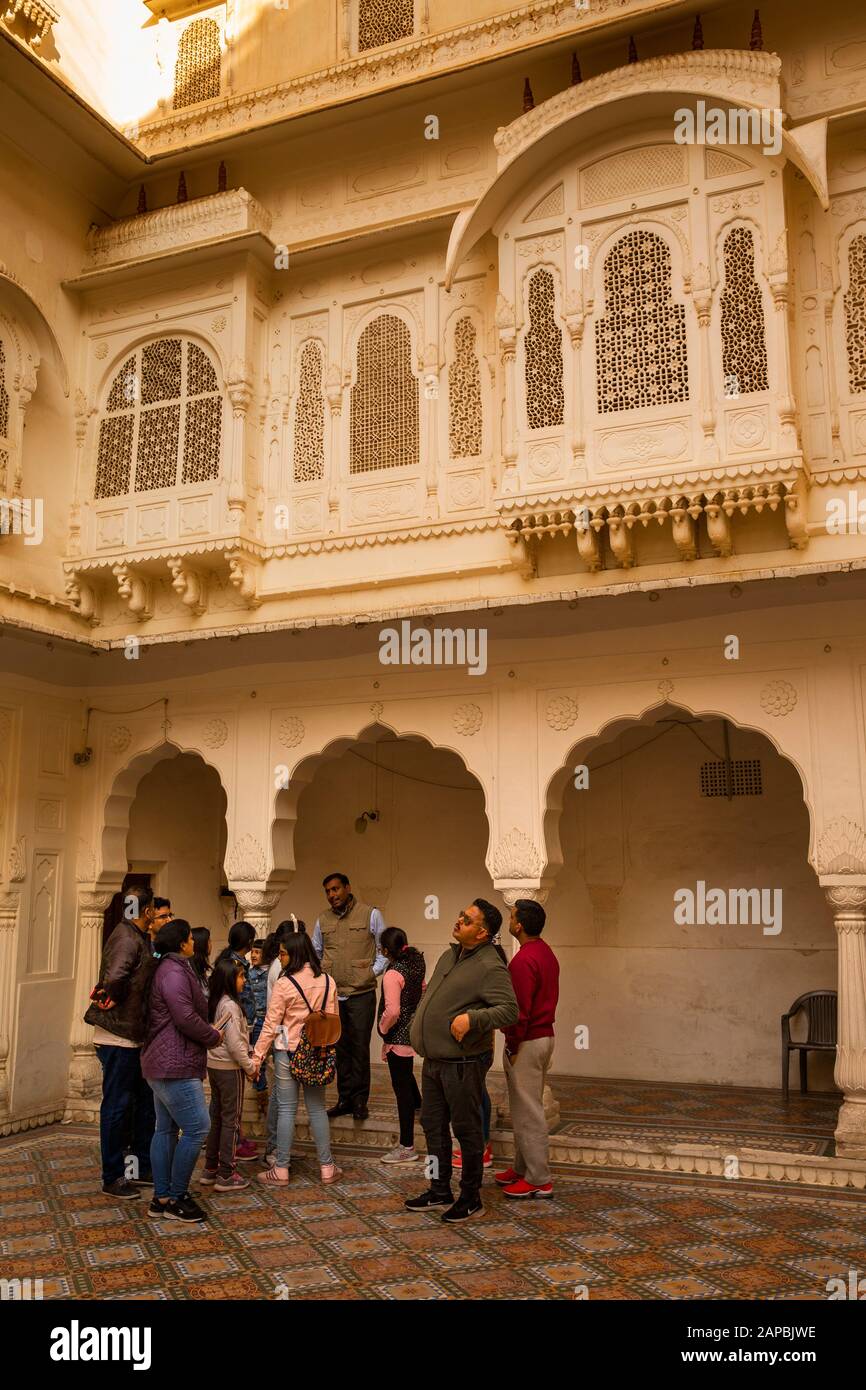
{"left": 87, "top": 872, "right": 559, "bottom": 1226}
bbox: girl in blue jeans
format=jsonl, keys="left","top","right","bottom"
{"left": 136, "top": 919, "right": 225, "bottom": 1223}
{"left": 252, "top": 929, "right": 340, "bottom": 1185}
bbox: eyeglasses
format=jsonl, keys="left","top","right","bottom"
{"left": 457, "top": 912, "right": 474, "bottom": 925}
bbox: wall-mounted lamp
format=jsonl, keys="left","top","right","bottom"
{"left": 354, "top": 810, "right": 379, "bottom": 834}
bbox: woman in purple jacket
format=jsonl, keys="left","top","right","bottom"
{"left": 133, "top": 919, "right": 224, "bottom": 1223}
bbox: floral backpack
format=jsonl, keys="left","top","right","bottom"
{"left": 285, "top": 975, "right": 341, "bottom": 1086}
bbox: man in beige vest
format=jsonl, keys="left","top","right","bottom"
{"left": 312, "top": 872, "right": 386, "bottom": 1120}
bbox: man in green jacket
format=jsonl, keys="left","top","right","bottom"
{"left": 406, "top": 898, "right": 518, "bottom": 1223}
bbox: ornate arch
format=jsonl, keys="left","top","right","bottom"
{"left": 540, "top": 694, "right": 818, "bottom": 889}
{"left": 97, "top": 738, "right": 229, "bottom": 886}
{"left": 446, "top": 49, "right": 828, "bottom": 287}
{"left": 270, "top": 718, "right": 492, "bottom": 884}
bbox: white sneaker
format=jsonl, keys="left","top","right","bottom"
{"left": 381, "top": 1146, "right": 419, "bottom": 1164}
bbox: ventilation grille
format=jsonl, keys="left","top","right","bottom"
{"left": 700, "top": 759, "right": 763, "bottom": 797}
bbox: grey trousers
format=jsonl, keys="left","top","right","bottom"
{"left": 504, "top": 1035, "right": 555, "bottom": 1186}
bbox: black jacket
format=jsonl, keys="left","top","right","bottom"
{"left": 84, "top": 919, "right": 152, "bottom": 1042}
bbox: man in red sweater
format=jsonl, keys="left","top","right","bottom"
{"left": 495, "top": 899, "right": 559, "bottom": 1199}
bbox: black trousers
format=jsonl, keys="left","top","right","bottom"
{"left": 420, "top": 1052, "right": 492, "bottom": 1202}
{"left": 386, "top": 1051, "right": 421, "bottom": 1147}
{"left": 335, "top": 990, "right": 376, "bottom": 1106}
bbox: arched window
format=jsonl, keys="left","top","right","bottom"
{"left": 525, "top": 268, "right": 564, "bottom": 430}
{"left": 293, "top": 341, "right": 325, "bottom": 483}
{"left": 844, "top": 234, "right": 866, "bottom": 394}
{"left": 358, "top": 0, "right": 414, "bottom": 52}
{"left": 596, "top": 229, "right": 689, "bottom": 414}
{"left": 95, "top": 338, "right": 222, "bottom": 500}
{"left": 720, "top": 227, "right": 768, "bottom": 396}
{"left": 350, "top": 314, "right": 419, "bottom": 473}
{"left": 0, "top": 336, "right": 10, "bottom": 493}
{"left": 174, "top": 18, "right": 220, "bottom": 110}
{"left": 448, "top": 316, "right": 482, "bottom": 458}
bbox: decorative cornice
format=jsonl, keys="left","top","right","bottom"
{"left": 494, "top": 49, "right": 782, "bottom": 169}
{"left": 84, "top": 190, "right": 273, "bottom": 273}
{"left": 131, "top": 0, "right": 678, "bottom": 156}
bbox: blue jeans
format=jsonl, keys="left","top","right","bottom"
{"left": 148, "top": 1078, "right": 211, "bottom": 1202}
{"left": 250, "top": 1018, "right": 267, "bottom": 1091}
{"left": 273, "top": 1051, "right": 333, "bottom": 1168}
{"left": 95, "top": 1044, "right": 155, "bottom": 1186}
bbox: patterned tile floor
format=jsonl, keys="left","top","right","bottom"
{"left": 352, "top": 1068, "right": 840, "bottom": 1156}
{"left": 545, "top": 1075, "right": 840, "bottom": 1156}
{"left": 2, "top": 1123, "right": 864, "bottom": 1301}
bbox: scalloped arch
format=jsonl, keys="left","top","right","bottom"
{"left": 98, "top": 738, "right": 228, "bottom": 885}
{"left": 270, "top": 719, "right": 492, "bottom": 884}
{"left": 541, "top": 697, "right": 816, "bottom": 887}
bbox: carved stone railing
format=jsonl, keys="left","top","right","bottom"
{"left": 85, "top": 189, "right": 273, "bottom": 272}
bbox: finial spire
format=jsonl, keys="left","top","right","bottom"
{"left": 692, "top": 14, "right": 704, "bottom": 50}
{"left": 523, "top": 77, "right": 534, "bottom": 112}
{"left": 750, "top": 10, "right": 763, "bottom": 50}
{"left": 628, "top": 35, "right": 638, "bottom": 63}
{"left": 177, "top": 171, "right": 188, "bottom": 203}
{"left": 571, "top": 51, "right": 581, "bottom": 84}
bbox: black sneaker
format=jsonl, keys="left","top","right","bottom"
{"left": 101, "top": 1178, "right": 141, "bottom": 1200}
{"left": 163, "top": 1193, "right": 207, "bottom": 1223}
{"left": 441, "top": 1195, "right": 483, "bottom": 1223}
{"left": 404, "top": 1189, "right": 453, "bottom": 1211}
{"left": 147, "top": 1197, "right": 170, "bottom": 1219}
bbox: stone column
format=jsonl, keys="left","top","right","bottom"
{"left": 232, "top": 888, "right": 282, "bottom": 937}
{"left": 691, "top": 262, "right": 719, "bottom": 465}
{"left": 496, "top": 294, "right": 518, "bottom": 493}
{"left": 226, "top": 359, "right": 254, "bottom": 519}
{"left": 0, "top": 890, "right": 20, "bottom": 1120}
{"left": 65, "top": 890, "right": 115, "bottom": 1121}
{"left": 823, "top": 878, "right": 866, "bottom": 1158}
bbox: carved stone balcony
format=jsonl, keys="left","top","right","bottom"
{"left": 66, "top": 190, "right": 275, "bottom": 287}
{"left": 3, "top": 0, "right": 58, "bottom": 47}
{"left": 502, "top": 459, "right": 810, "bottom": 572}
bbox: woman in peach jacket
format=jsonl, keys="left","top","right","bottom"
{"left": 252, "top": 928, "right": 340, "bottom": 1186}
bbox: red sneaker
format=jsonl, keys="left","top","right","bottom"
{"left": 502, "top": 1178, "right": 553, "bottom": 1199}
{"left": 235, "top": 1139, "right": 258, "bottom": 1161}
{"left": 482, "top": 1143, "right": 493, "bottom": 1170}
{"left": 494, "top": 1167, "right": 521, "bottom": 1187}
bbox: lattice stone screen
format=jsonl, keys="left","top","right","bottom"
{"left": 524, "top": 269, "right": 564, "bottom": 430}
{"left": 449, "top": 316, "right": 482, "bottom": 458}
{"left": 293, "top": 341, "right": 325, "bottom": 483}
{"left": 720, "top": 227, "right": 768, "bottom": 396}
{"left": 596, "top": 230, "right": 689, "bottom": 414}
{"left": 174, "top": 17, "right": 220, "bottom": 110}
{"left": 358, "top": 0, "right": 414, "bottom": 51}
{"left": 844, "top": 234, "right": 866, "bottom": 394}
{"left": 350, "top": 314, "right": 419, "bottom": 474}
{"left": 95, "top": 338, "right": 222, "bottom": 499}
{"left": 0, "top": 338, "right": 9, "bottom": 490}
